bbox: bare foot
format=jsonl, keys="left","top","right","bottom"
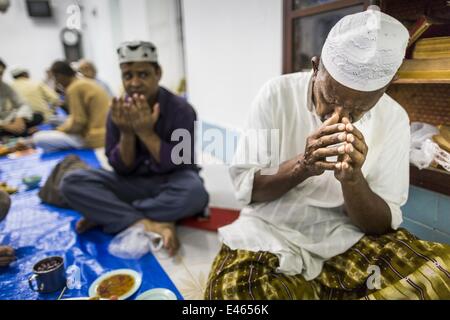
{"left": 76, "top": 218, "right": 99, "bottom": 234}
{"left": 0, "top": 246, "right": 15, "bottom": 267}
{"left": 134, "top": 219, "right": 180, "bottom": 257}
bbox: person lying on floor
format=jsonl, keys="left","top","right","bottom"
{"left": 60, "top": 41, "right": 209, "bottom": 256}
{"left": 205, "top": 8, "right": 450, "bottom": 300}
{"left": 0, "top": 59, "right": 43, "bottom": 137}
{"left": 0, "top": 190, "right": 14, "bottom": 268}
{"left": 32, "top": 61, "right": 110, "bottom": 152}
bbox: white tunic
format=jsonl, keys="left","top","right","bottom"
{"left": 219, "top": 71, "right": 410, "bottom": 281}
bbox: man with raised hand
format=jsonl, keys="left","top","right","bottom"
{"left": 61, "top": 41, "right": 209, "bottom": 257}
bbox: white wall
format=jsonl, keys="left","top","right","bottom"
{"left": 1, "top": 0, "right": 279, "bottom": 117}
{"left": 182, "top": 0, "right": 283, "bottom": 130}
{"left": 1, "top": 0, "right": 185, "bottom": 94}
{"left": 82, "top": 0, "right": 185, "bottom": 93}
{"left": 81, "top": 0, "right": 121, "bottom": 94}
{"left": 146, "top": 0, "right": 185, "bottom": 92}
{"left": 0, "top": 0, "right": 73, "bottom": 83}
{"left": 118, "top": 0, "right": 149, "bottom": 41}
{"left": 79, "top": 0, "right": 185, "bottom": 95}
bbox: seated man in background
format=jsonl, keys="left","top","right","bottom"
{"left": 61, "top": 41, "right": 209, "bottom": 256}
{"left": 11, "top": 67, "right": 62, "bottom": 124}
{"left": 77, "top": 59, "right": 113, "bottom": 97}
{"left": 205, "top": 9, "right": 450, "bottom": 300}
{"left": 43, "top": 68, "right": 69, "bottom": 115}
{"left": 0, "top": 190, "right": 14, "bottom": 268}
{"left": 32, "top": 61, "right": 110, "bottom": 152}
{"left": 0, "top": 59, "right": 43, "bottom": 137}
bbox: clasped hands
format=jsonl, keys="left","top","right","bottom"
{"left": 302, "top": 110, "right": 368, "bottom": 183}
{"left": 111, "top": 94, "right": 160, "bottom": 137}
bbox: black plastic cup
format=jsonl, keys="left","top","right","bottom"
{"left": 28, "top": 256, "right": 66, "bottom": 293}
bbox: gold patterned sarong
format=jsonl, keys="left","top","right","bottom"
{"left": 205, "top": 228, "right": 450, "bottom": 300}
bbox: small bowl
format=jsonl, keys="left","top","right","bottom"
{"left": 22, "top": 175, "right": 42, "bottom": 188}
{"left": 136, "top": 288, "right": 177, "bottom": 300}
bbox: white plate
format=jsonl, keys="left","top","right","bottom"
{"left": 136, "top": 288, "right": 177, "bottom": 300}
{"left": 88, "top": 269, "right": 142, "bottom": 300}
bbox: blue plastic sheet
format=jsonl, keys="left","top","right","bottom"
{"left": 0, "top": 150, "right": 182, "bottom": 300}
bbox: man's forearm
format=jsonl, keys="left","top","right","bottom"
{"left": 251, "top": 155, "right": 312, "bottom": 203}
{"left": 59, "top": 121, "right": 85, "bottom": 135}
{"left": 119, "top": 132, "right": 137, "bottom": 168}
{"left": 56, "top": 117, "right": 72, "bottom": 133}
{"left": 341, "top": 171, "right": 392, "bottom": 235}
{"left": 1, "top": 118, "right": 26, "bottom": 134}
{"left": 138, "top": 132, "right": 161, "bottom": 163}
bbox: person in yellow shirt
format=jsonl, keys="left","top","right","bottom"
{"left": 0, "top": 58, "right": 42, "bottom": 137}
{"left": 10, "top": 67, "right": 61, "bottom": 123}
{"left": 32, "top": 61, "right": 110, "bottom": 152}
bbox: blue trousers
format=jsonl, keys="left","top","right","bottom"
{"left": 60, "top": 168, "right": 209, "bottom": 233}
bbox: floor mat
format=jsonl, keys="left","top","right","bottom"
{"left": 180, "top": 207, "right": 239, "bottom": 232}
{"left": 0, "top": 149, "right": 182, "bottom": 300}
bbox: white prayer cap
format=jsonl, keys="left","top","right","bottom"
{"left": 10, "top": 67, "right": 28, "bottom": 78}
{"left": 321, "top": 7, "right": 409, "bottom": 92}
{"left": 117, "top": 40, "right": 158, "bottom": 64}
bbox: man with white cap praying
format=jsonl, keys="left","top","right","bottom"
{"left": 60, "top": 41, "right": 209, "bottom": 256}
{"left": 205, "top": 8, "right": 450, "bottom": 299}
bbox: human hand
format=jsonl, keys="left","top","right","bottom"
{"left": 301, "top": 111, "right": 349, "bottom": 177}
{"left": 334, "top": 117, "right": 368, "bottom": 183}
{"left": 0, "top": 246, "right": 16, "bottom": 267}
{"left": 4, "top": 118, "right": 26, "bottom": 135}
{"left": 111, "top": 97, "right": 134, "bottom": 135}
{"left": 128, "top": 94, "right": 160, "bottom": 137}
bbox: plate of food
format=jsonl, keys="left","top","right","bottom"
{"left": 88, "top": 269, "right": 142, "bottom": 300}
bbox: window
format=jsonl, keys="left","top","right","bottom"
{"left": 283, "top": 0, "right": 370, "bottom": 73}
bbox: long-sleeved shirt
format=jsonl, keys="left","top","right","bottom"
{"left": 12, "top": 78, "right": 60, "bottom": 122}
{"left": 219, "top": 71, "right": 410, "bottom": 280}
{"left": 0, "top": 81, "right": 33, "bottom": 126}
{"left": 106, "top": 87, "right": 198, "bottom": 176}
{"left": 57, "top": 78, "right": 110, "bottom": 148}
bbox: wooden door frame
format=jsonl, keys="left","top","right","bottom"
{"left": 283, "top": 0, "right": 371, "bottom": 74}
